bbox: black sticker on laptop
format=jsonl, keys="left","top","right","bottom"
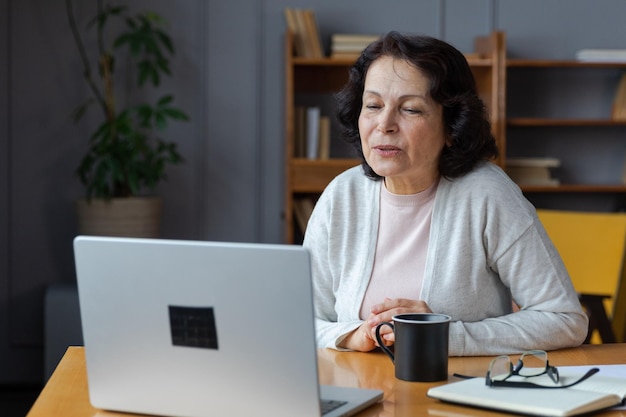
{"left": 168, "top": 306, "right": 219, "bottom": 349}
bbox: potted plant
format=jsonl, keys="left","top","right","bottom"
{"left": 66, "top": 0, "right": 189, "bottom": 237}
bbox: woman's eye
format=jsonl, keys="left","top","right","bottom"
{"left": 365, "top": 104, "right": 381, "bottom": 110}
{"left": 404, "top": 108, "right": 422, "bottom": 114}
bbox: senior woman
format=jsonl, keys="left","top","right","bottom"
{"left": 303, "top": 31, "right": 588, "bottom": 356}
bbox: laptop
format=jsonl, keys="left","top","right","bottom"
{"left": 73, "top": 236, "right": 382, "bottom": 417}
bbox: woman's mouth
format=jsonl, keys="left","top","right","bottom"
{"left": 373, "top": 145, "right": 401, "bottom": 157}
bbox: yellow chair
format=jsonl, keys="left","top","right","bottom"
{"left": 536, "top": 209, "right": 626, "bottom": 344}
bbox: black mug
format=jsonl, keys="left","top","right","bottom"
{"left": 375, "top": 313, "right": 451, "bottom": 382}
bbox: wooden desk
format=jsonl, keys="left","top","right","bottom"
{"left": 28, "top": 344, "right": 626, "bottom": 417}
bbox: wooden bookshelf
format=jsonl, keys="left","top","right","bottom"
{"left": 506, "top": 58, "right": 626, "bottom": 194}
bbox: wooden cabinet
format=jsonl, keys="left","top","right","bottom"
{"left": 506, "top": 60, "right": 626, "bottom": 195}
{"left": 284, "top": 31, "right": 507, "bottom": 243}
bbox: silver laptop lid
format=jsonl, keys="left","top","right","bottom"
{"left": 74, "top": 236, "right": 324, "bottom": 417}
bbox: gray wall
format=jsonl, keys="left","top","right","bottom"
{"left": 2, "top": 0, "right": 626, "bottom": 383}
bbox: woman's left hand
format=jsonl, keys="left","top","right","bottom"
{"left": 367, "top": 298, "right": 433, "bottom": 345}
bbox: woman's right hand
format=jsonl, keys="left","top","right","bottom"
{"left": 339, "top": 298, "right": 433, "bottom": 351}
{"left": 338, "top": 321, "right": 381, "bottom": 352}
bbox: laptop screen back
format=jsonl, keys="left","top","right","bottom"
{"left": 74, "top": 236, "right": 323, "bottom": 417}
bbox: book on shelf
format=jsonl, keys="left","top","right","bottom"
{"left": 507, "top": 157, "right": 561, "bottom": 168}
{"left": 332, "top": 34, "right": 381, "bottom": 44}
{"left": 293, "top": 198, "right": 316, "bottom": 233}
{"left": 330, "top": 51, "right": 365, "bottom": 60}
{"left": 284, "top": 8, "right": 323, "bottom": 58}
{"left": 318, "top": 116, "right": 331, "bottom": 160}
{"left": 612, "top": 72, "right": 626, "bottom": 120}
{"left": 506, "top": 157, "right": 561, "bottom": 186}
{"left": 294, "top": 106, "right": 307, "bottom": 158}
{"left": 294, "top": 106, "right": 331, "bottom": 159}
{"left": 284, "top": 8, "right": 305, "bottom": 57}
{"left": 306, "top": 107, "right": 321, "bottom": 159}
{"left": 303, "top": 10, "right": 323, "bottom": 58}
{"left": 330, "top": 33, "right": 379, "bottom": 58}
{"left": 576, "top": 49, "right": 626, "bottom": 63}
{"left": 428, "top": 367, "right": 626, "bottom": 417}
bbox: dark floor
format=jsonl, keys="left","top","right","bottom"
{"left": 0, "top": 385, "right": 42, "bottom": 417}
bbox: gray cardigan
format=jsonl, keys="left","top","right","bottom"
{"left": 303, "top": 162, "right": 588, "bottom": 356}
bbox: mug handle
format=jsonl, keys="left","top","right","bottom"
{"left": 375, "top": 321, "right": 395, "bottom": 362}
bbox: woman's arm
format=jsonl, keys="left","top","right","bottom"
{"left": 426, "top": 166, "right": 588, "bottom": 356}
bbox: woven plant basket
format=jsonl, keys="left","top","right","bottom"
{"left": 76, "top": 196, "right": 162, "bottom": 238}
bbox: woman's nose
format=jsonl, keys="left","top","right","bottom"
{"left": 376, "top": 110, "right": 398, "bottom": 133}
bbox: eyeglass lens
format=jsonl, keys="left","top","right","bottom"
{"left": 516, "top": 350, "right": 548, "bottom": 377}
{"left": 488, "top": 350, "right": 549, "bottom": 382}
{"left": 489, "top": 356, "right": 513, "bottom": 381}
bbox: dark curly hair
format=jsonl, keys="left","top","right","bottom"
{"left": 336, "top": 31, "right": 498, "bottom": 180}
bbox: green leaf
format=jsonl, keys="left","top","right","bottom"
{"left": 162, "top": 108, "right": 189, "bottom": 121}
{"left": 157, "top": 95, "right": 173, "bottom": 106}
{"left": 150, "top": 67, "right": 160, "bottom": 86}
{"left": 113, "top": 33, "right": 132, "bottom": 49}
{"left": 156, "top": 57, "right": 171, "bottom": 76}
{"left": 156, "top": 30, "right": 174, "bottom": 54}
{"left": 155, "top": 113, "right": 167, "bottom": 130}
{"left": 125, "top": 16, "right": 137, "bottom": 30}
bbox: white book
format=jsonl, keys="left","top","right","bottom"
{"left": 506, "top": 157, "right": 561, "bottom": 168}
{"left": 428, "top": 367, "right": 626, "bottom": 417}
{"left": 306, "top": 107, "right": 321, "bottom": 159}
{"left": 576, "top": 49, "right": 626, "bottom": 62}
{"left": 331, "top": 34, "right": 380, "bottom": 44}
{"left": 331, "top": 44, "right": 372, "bottom": 52}
{"left": 506, "top": 157, "right": 560, "bottom": 186}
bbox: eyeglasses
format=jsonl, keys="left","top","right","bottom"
{"left": 453, "top": 350, "right": 599, "bottom": 389}
{"left": 485, "top": 350, "right": 598, "bottom": 389}
{"left": 487, "top": 350, "right": 559, "bottom": 385}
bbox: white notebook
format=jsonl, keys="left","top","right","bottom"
{"left": 428, "top": 367, "right": 626, "bottom": 417}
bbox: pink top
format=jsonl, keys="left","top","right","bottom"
{"left": 359, "top": 179, "right": 438, "bottom": 320}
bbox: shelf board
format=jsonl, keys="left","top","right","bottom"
{"left": 508, "top": 118, "right": 626, "bottom": 127}
{"left": 521, "top": 184, "right": 626, "bottom": 193}
{"left": 293, "top": 55, "right": 492, "bottom": 67}
{"left": 290, "top": 160, "right": 626, "bottom": 194}
{"left": 508, "top": 59, "right": 626, "bottom": 68}
{"left": 465, "top": 56, "right": 493, "bottom": 67}
{"left": 290, "top": 158, "right": 360, "bottom": 192}
{"left": 293, "top": 57, "right": 354, "bottom": 66}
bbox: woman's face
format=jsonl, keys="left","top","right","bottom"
{"left": 358, "top": 56, "right": 448, "bottom": 194}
